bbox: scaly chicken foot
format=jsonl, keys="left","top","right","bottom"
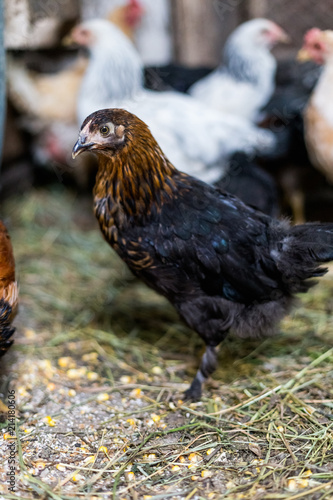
{"left": 184, "top": 345, "right": 218, "bottom": 400}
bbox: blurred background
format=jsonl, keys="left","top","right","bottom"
{"left": 2, "top": 0, "right": 333, "bottom": 222}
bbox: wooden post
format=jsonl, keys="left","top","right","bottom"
{"left": 172, "top": 0, "right": 219, "bottom": 67}
{"left": 172, "top": 0, "right": 243, "bottom": 67}
{"left": 247, "top": 0, "right": 267, "bottom": 18}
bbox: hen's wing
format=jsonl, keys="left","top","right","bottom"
{"left": 124, "top": 176, "right": 283, "bottom": 304}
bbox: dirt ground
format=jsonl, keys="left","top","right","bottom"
{"left": 0, "top": 187, "right": 332, "bottom": 500}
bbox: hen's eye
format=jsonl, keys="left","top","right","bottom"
{"left": 100, "top": 125, "right": 110, "bottom": 136}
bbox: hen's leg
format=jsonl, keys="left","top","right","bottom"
{"left": 184, "top": 345, "right": 218, "bottom": 400}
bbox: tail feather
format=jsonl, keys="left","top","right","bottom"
{"left": 274, "top": 223, "right": 333, "bottom": 295}
{"left": 290, "top": 223, "right": 333, "bottom": 263}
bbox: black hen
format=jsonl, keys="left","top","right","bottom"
{"left": 73, "top": 108, "right": 333, "bottom": 400}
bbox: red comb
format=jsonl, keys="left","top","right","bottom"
{"left": 125, "top": 0, "right": 144, "bottom": 27}
{"left": 304, "top": 28, "right": 322, "bottom": 43}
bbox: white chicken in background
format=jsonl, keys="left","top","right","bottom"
{"left": 189, "top": 19, "right": 289, "bottom": 122}
{"left": 6, "top": 1, "right": 144, "bottom": 178}
{"left": 73, "top": 19, "right": 276, "bottom": 185}
{"left": 298, "top": 28, "right": 333, "bottom": 184}
{"left": 134, "top": 0, "right": 172, "bottom": 65}
{"left": 80, "top": 0, "right": 172, "bottom": 65}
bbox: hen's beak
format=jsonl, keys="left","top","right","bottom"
{"left": 62, "top": 31, "right": 75, "bottom": 46}
{"left": 278, "top": 29, "right": 291, "bottom": 44}
{"left": 297, "top": 47, "right": 311, "bottom": 62}
{"left": 72, "top": 138, "right": 95, "bottom": 159}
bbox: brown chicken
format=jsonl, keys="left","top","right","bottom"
{"left": 0, "top": 222, "right": 18, "bottom": 357}
{"left": 73, "top": 108, "right": 333, "bottom": 400}
{"left": 298, "top": 29, "right": 333, "bottom": 184}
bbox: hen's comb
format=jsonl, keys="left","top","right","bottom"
{"left": 126, "top": 0, "right": 144, "bottom": 27}
{"left": 304, "top": 28, "right": 322, "bottom": 44}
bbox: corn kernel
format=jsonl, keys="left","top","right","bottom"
{"left": 120, "top": 375, "right": 132, "bottom": 384}
{"left": 303, "top": 470, "right": 312, "bottom": 477}
{"left": 125, "top": 471, "right": 135, "bottom": 481}
{"left": 24, "top": 428, "right": 34, "bottom": 434}
{"left": 143, "top": 496, "right": 153, "bottom": 499}
{"left": 87, "top": 371, "right": 99, "bottom": 381}
{"left": 56, "top": 464, "right": 66, "bottom": 472}
{"left": 299, "top": 479, "right": 309, "bottom": 488}
{"left": 3, "top": 433, "right": 16, "bottom": 440}
{"left": 44, "top": 416, "right": 56, "bottom": 427}
{"left": 24, "top": 328, "right": 36, "bottom": 339}
{"left": 47, "top": 382, "right": 56, "bottom": 391}
{"left": 206, "top": 448, "right": 214, "bottom": 455}
{"left": 72, "top": 474, "right": 84, "bottom": 482}
{"left": 151, "top": 366, "right": 162, "bottom": 375}
{"left": 287, "top": 479, "right": 297, "bottom": 491}
{"left": 58, "top": 357, "right": 75, "bottom": 369}
{"left": 68, "top": 389, "right": 76, "bottom": 397}
{"left": 151, "top": 413, "right": 160, "bottom": 423}
{"left": 67, "top": 367, "right": 86, "bottom": 379}
{"left": 191, "top": 475, "right": 199, "bottom": 481}
{"left": 82, "top": 352, "right": 98, "bottom": 363}
{"left": 201, "top": 470, "right": 211, "bottom": 478}
{"left": 35, "top": 462, "right": 46, "bottom": 470}
{"left": 99, "top": 446, "right": 108, "bottom": 454}
{"left": 188, "top": 453, "right": 200, "bottom": 463}
{"left": 179, "top": 456, "right": 186, "bottom": 463}
{"left": 97, "top": 393, "right": 109, "bottom": 402}
{"left": 277, "top": 425, "right": 284, "bottom": 432}
{"left": 130, "top": 388, "right": 142, "bottom": 398}
{"left": 127, "top": 419, "right": 136, "bottom": 426}
{"left": 171, "top": 465, "right": 180, "bottom": 471}
{"left": 83, "top": 456, "right": 95, "bottom": 464}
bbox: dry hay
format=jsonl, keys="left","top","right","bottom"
{"left": 0, "top": 187, "right": 332, "bottom": 500}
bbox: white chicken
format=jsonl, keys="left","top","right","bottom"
{"left": 134, "top": 0, "right": 172, "bottom": 65}
{"left": 298, "top": 28, "right": 333, "bottom": 184}
{"left": 6, "top": 1, "right": 144, "bottom": 178}
{"left": 73, "top": 19, "right": 276, "bottom": 184}
{"left": 189, "top": 19, "right": 289, "bottom": 122}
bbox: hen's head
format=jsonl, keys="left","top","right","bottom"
{"left": 124, "top": 0, "right": 144, "bottom": 28}
{"left": 65, "top": 19, "right": 124, "bottom": 48}
{"left": 72, "top": 108, "right": 149, "bottom": 159}
{"left": 230, "top": 19, "right": 289, "bottom": 50}
{"left": 298, "top": 28, "right": 333, "bottom": 65}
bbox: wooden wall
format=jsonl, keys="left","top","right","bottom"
{"left": 4, "top": 0, "right": 332, "bottom": 63}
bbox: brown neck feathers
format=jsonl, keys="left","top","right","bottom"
{"left": 94, "top": 140, "right": 177, "bottom": 218}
